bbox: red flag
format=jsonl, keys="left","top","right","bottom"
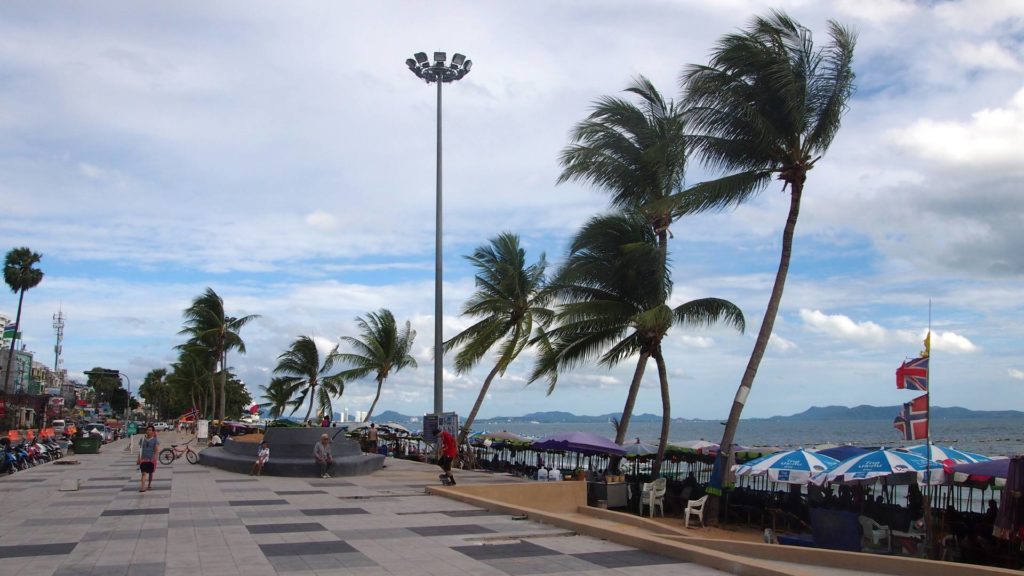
{"left": 179, "top": 406, "right": 198, "bottom": 421}
{"left": 893, "top": 394, "right": 928, "bottom": 440}
{"left": 249, "top": 404, "right": 260, "bottom": 415}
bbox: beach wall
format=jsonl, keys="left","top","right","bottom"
{"left": 433, "top": 480, "right": 585, "bottom": 513}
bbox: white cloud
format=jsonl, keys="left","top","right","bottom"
{"left": 678, "top": 335, "right": 714, "bottom": 349}
{"left": 799, "top": 309, "right": 887, "bottom": 345}
{"left": 952, "top": 41, "right": 1020, "bottom": 71}
{"left": 835, "top": 0, "right": 916, "bottom": 24}
{"left": 1009, "top": 369, "right": 1024, "bottom": 381}
{"left": 888, "top": 87, "right": 1024, "bottom": 167}
{"left": 304, "top": 210, "right": 338, "bottom": 231}
{"left": 769, "top": 333, "right": 798, "bottom": 353}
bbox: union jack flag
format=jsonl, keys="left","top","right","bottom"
{"left": 893, "top": 394, "right": 928, "bottom": 440}
{"left": 896, "top": 356, "right": 929, "bottom": 391}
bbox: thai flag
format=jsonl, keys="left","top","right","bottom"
{"left": 896, "top": 356, "right": 928, "bottom": 391}
{"left": 893, "top": 394, "right": 928, "bottom": 440}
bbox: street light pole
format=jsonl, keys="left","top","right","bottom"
{"left": 406, "top": 51, "right": 472, "bottom": 416}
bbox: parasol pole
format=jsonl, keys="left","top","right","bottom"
{"left": 923, "top": 301, "right": 934, "bottom": 557}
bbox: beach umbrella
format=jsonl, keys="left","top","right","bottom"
{"left": 532, "top": 431, "right": 625, "bottom": 457}
{"left": 470, "top": 431, "right": 531, "bottom": 447}
{"left": 898, "top": 443, "right": 990, "bottom": 464}
{"left": 669, "top": 440, "right": 718, "bottom": 455}
{"left": 623, "top": 438, "right": 659, "bottom": 458}
{"left": 814, "top": 448, "right": 942, "bottom": 485}
{"left": 994, "top": 456, "right": 1024, "bottom": 540}
{"left": 734, "top": 448, "right": 839, "bottom": 485}
{"left": 952, "top": 458, "right": 1011, "bottom": 488}
{"left": 814, "top": 445, "right": 870, "bottom": 462}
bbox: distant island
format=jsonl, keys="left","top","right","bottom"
{"left": 369, "top": 405, "right": 1024, "bottom": 425}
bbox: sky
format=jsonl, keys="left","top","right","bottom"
{"left": 1, "top": 0, "right": 1022, "bottom": 423}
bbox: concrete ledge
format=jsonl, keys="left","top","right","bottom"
{"left": 428, "top": 483, "right": 1015, "bottom": 576}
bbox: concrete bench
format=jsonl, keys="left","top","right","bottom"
{"left": 198, "top": 427, "right": 385, "bottom": 477}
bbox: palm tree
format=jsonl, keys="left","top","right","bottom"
{"left": 531, "top": 213, "right": 744, "bottom": 473}
{"left": 258, "top": 377, "right": 302, "bottom": 420}
{"left": 273, "top": 336, "right": 345, "bottom": 424}
{"left": 139, "top": 368, "right": 169, "bottom": 420}
{"left": 443, "top": 232, "right": 552, "bottom": 448}
{"left": 168, "top": 348, "right": 212, "bottom": 418}
{"left": 337, "top": 309, "right": 417, "bottom": 422}
{"left": 3, "top": 247, "right": 44, "bottom": 394}
{"left": 559, "top": 76, "right": 687, "bottom": 282}
{"left": 556, "top": 78, "right": 691, "bottom": 462}
{"left": 680, "top": 10, "right": 856, "bottom": 510}
{"left": 179, "top": 287, "right": 259, "bottom": 425}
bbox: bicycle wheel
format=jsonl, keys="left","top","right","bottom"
{"left": 185, "top": 449, "right": 199, "bottom": 464}
{"left": 158, "top": 449, "right": 175, "bottom": 465}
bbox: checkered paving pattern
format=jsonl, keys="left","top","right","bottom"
{"left": 0, "top": 433, "right": 732, "bottom": 576}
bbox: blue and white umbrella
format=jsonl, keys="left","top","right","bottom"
{"left": 898, "top": 443, "right": 990, "bottom": 464}
{"left": 733, "top": 448, "right": 839, "bottom": 485}
{"left": 814, "top": 448, "right": 943, "bottom": 485}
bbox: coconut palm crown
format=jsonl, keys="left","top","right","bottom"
{"left": 337, "top": 309, "right": 417, "bottom": 422}
{"left": 680, "top": 10, "right": 856, "bottom": 508}
{"left": 3, "top": 246, "right": 44, "bottom": 393}
{"left": 443, "top": 232, "right": 552, "bottom": 446}
{"left": 273, "top": 336, "right": 344, "bottom": 424}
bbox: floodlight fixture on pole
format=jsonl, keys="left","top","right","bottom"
{"left": 406, "top": 51, "right": 471, "bottom": 415}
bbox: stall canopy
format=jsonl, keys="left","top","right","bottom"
{"left": 532, "top": 432, "right": 625, "bottom": 456}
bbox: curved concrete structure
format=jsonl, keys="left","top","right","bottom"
{"left": 199, "top": 427, "right": 384, "bottom": 477}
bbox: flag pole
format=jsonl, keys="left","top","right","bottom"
{"left": 924, "top": 300, "right": 933, "bottom": 557}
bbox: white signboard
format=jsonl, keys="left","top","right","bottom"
{"left": 196, "top": 419, "right": 209, "bottom": 440}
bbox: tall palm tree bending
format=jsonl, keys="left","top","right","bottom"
{"left": 681, "top": 10, "right": 856, "bottom": 515}
{"left": 273, "top": 336, "right": 345, "bottom": 424}
{"left": 532, "top": 214, "right": 743, "bottom": 474}
{"left": 259, "top": 377, "right": 302, "bottom": 421}
{"left": 179, "top": 288, "right": 259, "bottom": 425}
{"left": 3, "top": 247, "right": 44, "bottom": 394}
{"left": 557, "top": 78, "right": 690, "bottom": 450}
{"left": 337, "top": 309, "right": 416, "bottom": 422}
{"left": 443, "top": 233, "right": 551, "bottom": 449}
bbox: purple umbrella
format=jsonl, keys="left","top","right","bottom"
{"left": 532, "top": 432, "right": 625, "bottom": 457}
{"left": 952, "top": 458, "right": 1011, "bottom": 487}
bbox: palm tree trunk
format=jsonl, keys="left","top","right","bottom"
{"left": 706, "top": 180, "right": 803, "bottom": 524}
{"left": 651, "top": 345, "right": 670, "bottom": 477}
{"left": 364, "top": 377, "right": 384, "bottom": 422}
{"left": 3, "top": 288, "right": 26, "bottom": 394}
{"left": 458, "top": 363, "right": 502, "bottom": 447}
{"left": 219, "top": 348, "right": 227, "bottom": 424}
{"left": 614, "top": 351, "right": 651, "bottom": 446}
{"left": 302, "top": 383, "right": 318, "bottom": 424}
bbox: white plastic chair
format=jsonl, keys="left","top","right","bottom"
{"left": 858, "top": 515, "right": 891, "bottom": 551}
{"left": 684, "top": 495, "right": 709, "bottom": 528}
{"left": 639, "top": 478, "right": 667, "bottom": 517}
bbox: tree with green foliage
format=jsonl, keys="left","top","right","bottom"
{"left": 337, "top": 309, "right": 417, "bottom": 422}
{"left": 3, "top": 247, "right": 44, "bottom": 394}
{"left": 443, "top": 233, "right": 552, "bottom": 448}
{"left": 273, "top": 336, "right": 345, "bottom": 424}
{"left": 532, "top": 213, "right": 743, "bottom": 474}
{"left": 138, "top": 369, "right": 170, "bottom": 420}
{"left": 681, "top": 10, "right": 856, "bottom": 514}
{"left": 258, "top": 377, "right": 302, "bottom": 420}
{"left": 179, "top": 288, "right": 259, "bottom": 425}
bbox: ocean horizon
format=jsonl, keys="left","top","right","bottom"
{"left": 460, "top": 418, "right": 1024, "bottom": 457}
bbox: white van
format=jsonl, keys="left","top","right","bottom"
{"left": 51, "top": 419, "right": 66, "bottom": 436}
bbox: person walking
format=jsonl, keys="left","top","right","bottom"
{"left": 435, "top": 427, "right": 457, "bottom": 486}
{"left": 314, "top": 433, "right": 333, "bottom": 478}
{"left": 138, "top": 425, "right": 159, "bottom": 492}
{"left": 251, "top": 441, "right": 270, "bottom": 476}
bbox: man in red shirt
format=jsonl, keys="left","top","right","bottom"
{"left": 435, "top": 427, "right": 457, "bottom": 486}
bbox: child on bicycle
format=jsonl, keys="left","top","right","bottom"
{"left": 251, "top": 441, "right": 269, "bottom": 476}
{"left": 138, "top": 425, "right": 159, "bottom": 492}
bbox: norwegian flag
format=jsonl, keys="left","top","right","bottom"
{"left": 896, "top": 357, "right": 929, "bottom": 391}
{"left": 893, "top": 394, "right": 929, "bottom": 440}
{"left": 179, "top": 406, "right": 199, "bottom": 421}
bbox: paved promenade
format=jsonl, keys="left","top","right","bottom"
{"left": 0, "top": 433, "right": 730, "bottom": 576}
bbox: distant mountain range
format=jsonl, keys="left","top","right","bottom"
{"left": 367, "top": 405, "right": 1024, "bottom": 424}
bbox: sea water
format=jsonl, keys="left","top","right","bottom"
{"left": 474, "top": 418, "right": 1024, "bottom": 456}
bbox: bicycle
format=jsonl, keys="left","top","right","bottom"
{"left": 158, "top": 438, "right": 199, "bottom": 465}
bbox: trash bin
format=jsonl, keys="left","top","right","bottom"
{"left": 71, "top": 436, "right": 102, "bottom": 454}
